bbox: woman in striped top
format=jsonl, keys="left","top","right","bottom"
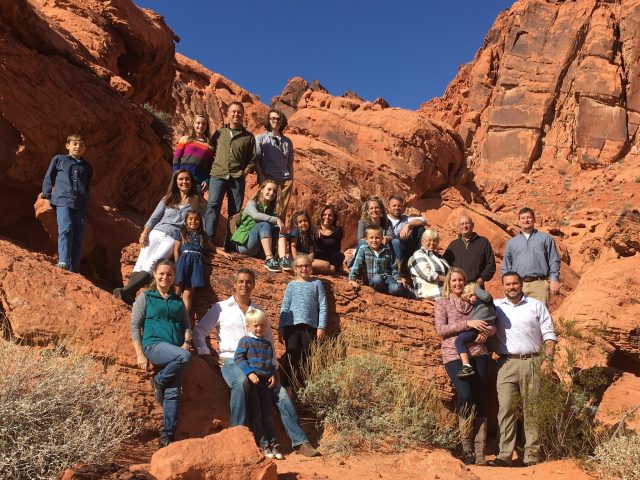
{"left": 172, "top": 114, "right": 214, "bottom": 194}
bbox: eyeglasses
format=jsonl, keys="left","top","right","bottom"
{"left": 296, "top": 264, "right": 312, "bottom": 269}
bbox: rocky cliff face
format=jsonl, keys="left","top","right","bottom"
{"left": 1, "top": 0, "right": 640, "bottom": 474}
{"left": 422, "top": 0, "right": 640, "bottom": 183}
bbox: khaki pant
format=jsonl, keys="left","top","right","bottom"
{"left": 496, "top": 356, "right": 540, "bottom": 464}
{"left": 523, "top": 279, "right": 549, "bottom": 305}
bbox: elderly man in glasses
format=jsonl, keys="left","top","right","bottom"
{"left": 255, "top": 109, "right": 294, "bottom": 216}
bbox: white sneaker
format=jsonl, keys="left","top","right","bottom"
{"left": 262, "top": 446, "right": 275, "bottom": 459}
{"left": 270, "top": 444, "right": 284, "bottom": 460}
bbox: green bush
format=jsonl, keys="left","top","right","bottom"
{"left": 297, "top": 334, "right": 458, "bottom": 454}
{"left": 0, "top": 341, "right": 135, "bottom": 479}
{"left": 142, "top": 103, "right": 174, "bottom": 146}
{"left": 522, "top": 319, "right": 608, "bottom": 460}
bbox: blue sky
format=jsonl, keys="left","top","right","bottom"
{"left": 135, "top": 1, "right": 514, "bottom": 110}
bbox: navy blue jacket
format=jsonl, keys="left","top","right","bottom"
{"left": 42, "top": 154, "right": 93, "bottom": 210}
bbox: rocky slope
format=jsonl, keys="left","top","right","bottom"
{"left": 1, "top": 0, "right": 639, "bottom": 478}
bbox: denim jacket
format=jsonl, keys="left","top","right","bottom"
{"left": 42, "top": 154, "right": 93, "bottom": 210}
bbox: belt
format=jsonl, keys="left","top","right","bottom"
{"left": 522, "top": 276, "right": 547, "bottom": 282}
{"left": 501, "top": 352, "right": 539, "bottom": 359}
{"left": 182, "top": 250, "right": 202, "bottom": 255}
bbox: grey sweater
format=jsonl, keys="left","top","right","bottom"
{"left": 469, "top": 288, "right": 496, "bottom": 326}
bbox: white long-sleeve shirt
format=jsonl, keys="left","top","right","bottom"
{"left": 192, "top": 295, "right": 277, "bottom": 365}
{"left": 493, "top": 295, "right": 557, "bottom": 355}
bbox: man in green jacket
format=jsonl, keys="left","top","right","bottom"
{"left": 205, "top": 101, "right": 258, "bottom": 249}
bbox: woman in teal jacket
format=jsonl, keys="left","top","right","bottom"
{"left": 130, "top": 259, "right": 192, "bottom": 448}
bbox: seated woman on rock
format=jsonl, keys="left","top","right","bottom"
{"left": 434, "top": 267, "right": 494, "bottom": 465}
{"left": 230, "top": 179, "right": 290, "bottom": 273}
{"left": 346, "top": 196, "right": 397, "bottom": 266}
{"left": 408, "top": 228, "right": 450, "bottom": 299}
{"left": 130, "top": 259, "right": 192, "bottom": 448}
{"left": 313, "top": 204, "right": 345, "bottom": 273}
{"left": 114, "top": 170, "right": 203, "bottom": 304}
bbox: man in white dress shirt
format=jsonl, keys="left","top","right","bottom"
{"left": 192, "top": 268, "right": 319, "bottom": 456}
{"left": 491, "top": 271, "right": 557, "bottom": 467}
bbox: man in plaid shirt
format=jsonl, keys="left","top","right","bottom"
{"left": 349, "top": 225, "right": 413, "bottom": 298}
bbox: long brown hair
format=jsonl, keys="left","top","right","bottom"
{"left": 251, "top": 179, "right": 281, "bottom": 216}
{"left": 314, "top": 204, "right": 340, "bottom": 230}
{"left": 185, "top": 113, "right": 210, "bottom": 141}
{"left": 360, "top": 196, "right": 390, "bottom": 228}
{"left": 147, "top": 259, "right": 176, "bottom": 292}
{"left": 163, "top": 170, "right": 202, "bottom": 209}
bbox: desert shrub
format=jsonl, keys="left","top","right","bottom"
{"left": 297, "top": 332, "right": 458, "bottom": 454}
{"left": 522, "top": 319, "right": 608, "bottom": 460}
{"left": 593, "top": 433, "right": 640, "bottom": 480}
{"left": 0, "top": 341, "right": 135, "bottom": 479}
{"left": 142, "top": 103, "right": 174, "bottom": 146}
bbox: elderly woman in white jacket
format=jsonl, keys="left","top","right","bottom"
{"left": 408, "top": 228, "right": 451, "bottom": 299}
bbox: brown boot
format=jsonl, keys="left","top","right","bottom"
{"left": 459, "top": 415, "right": 475, "bottom": 464}
{"left": 473, "top": 417, "right": 488, "bottom": 465}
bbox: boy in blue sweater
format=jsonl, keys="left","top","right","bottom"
{"left": 234, "top": 308, "right": 283, "bottom": 460}
{"left": 41, "top": 134, "right": 93, "bottom": 272}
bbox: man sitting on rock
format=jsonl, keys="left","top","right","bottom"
{"left": 192, "top": 268, "right": 320, "bottom": 457}
{"left": 386, "top": 195, "right": 427, "bottom": 266}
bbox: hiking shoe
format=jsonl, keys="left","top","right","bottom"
{"left": 270, "top": 443, "right": 284, "bottom": 460}
{"left": 279, "top": 256, "right": 293, "bottom": 271}
{"left": 151, "top": 376, "right": 164, "bottom": 405}
{"left": 158, "top": 435, "right": 173, "bottom": 448}
{"left": 262, "top": 446, "right": 275, "bottom": 459}
{"left": 488, "top": 458, "right": 511, "bottom": 467}
{"left": 456, "top": 364, "right": 476, "bottom": 378}
{"left": 264, "top": 257, "right": 281, "bottom": 272}
{"left": 296, "top": 442, "right": 320, "bottom": 457}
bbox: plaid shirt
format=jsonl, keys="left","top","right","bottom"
{"left": 349, "top": 244, "right": 399, "bottom": 281}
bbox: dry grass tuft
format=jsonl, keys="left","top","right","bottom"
{"left": 0, "top": 341, "right": 135, "bottom": 479}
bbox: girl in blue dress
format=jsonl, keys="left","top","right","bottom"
{"left": 174, "top": 211, "right": 228, "bottom": 317}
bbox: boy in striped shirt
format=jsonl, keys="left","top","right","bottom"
{"left": 234, "top": 308, "right": 283, "bottom": 460}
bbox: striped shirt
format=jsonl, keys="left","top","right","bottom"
{"left": 172, "top": 139, "right": 214, "bottom": 184}
{"left": 234, "top": 333, "right": 276, "bottom": 377}
{"left": 349, "top": 244, "right": 399, "bottom": 281}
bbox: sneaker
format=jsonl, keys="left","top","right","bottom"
{"left": 270, "top": 444, "right": 284, "bottom": 460}
{"left": 456, "top": 364, "right": 476, "bottom": 378}
{"left": 296, "top": 442, "right": 320, "bottom": 457}
{"left": 151, "top": 376, "right": 164, "bottom": 405}
{"left": 279, "top": 256, "right": 294, "bottom": 271}
{"left": 158, "top": 435, "right": 173, "bottom": 448}
{"left": 488, "top": 458, "right": 511, "bottom": 467}
{"left": 262, "top": 446, "right": 275, "bottom": 459}
{"left": 264, "top": 257, "right": 281, "bottom": 272}
{"left": 56, "top": 262, "right": 69, "bottom": 270}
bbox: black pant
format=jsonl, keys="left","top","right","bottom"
{"left": 282, "top": 324, "right": 317, "bottom": 387}
{"left": 444, "top": 355, "right": 488, "bottom": 418}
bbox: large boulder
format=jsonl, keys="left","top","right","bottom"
{"left": 148, "top": 427, "right": 277, "bottom": 480}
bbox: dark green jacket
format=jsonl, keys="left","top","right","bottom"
{"left": 209, "top": 127, "right": 257, "bottom": 179}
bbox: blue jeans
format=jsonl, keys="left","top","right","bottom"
{"left": 55, "top": 206, "right": 86, "bottom": 272}
{"left": 367, "top": 275, "right": 412, "bottom": 298}
{"left": 444, "top": 355, "right": 488, "bottom": 418}
{"left": 144, "top": 342, "right": 192, "bottom": 439}
{"left": 248, "top": 379, "right": 276, "bottom": 447}
{"left": 236, "top": 221, "right": 281, "bottom": 257}
{"left": 205, "top": 176, "right": 245, "bottom": 243}
{"left": 454, "top": 329, "right": 479, "bottom": 355}
{"left": 221, "top": 359, "right": 308, "bottom": 447}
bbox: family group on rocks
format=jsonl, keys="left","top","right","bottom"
{"left": 41, "top": 100, "right": 561, "bottom": 467}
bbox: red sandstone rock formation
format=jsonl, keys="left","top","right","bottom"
{"left": 172, "top": 53, "right": 269, "bottom": 138}
{"left": 422, "top": 0, "right": 640, "bottom": 184}
{"left": 148, "top": 427, "right": 277, "bottom": 480}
